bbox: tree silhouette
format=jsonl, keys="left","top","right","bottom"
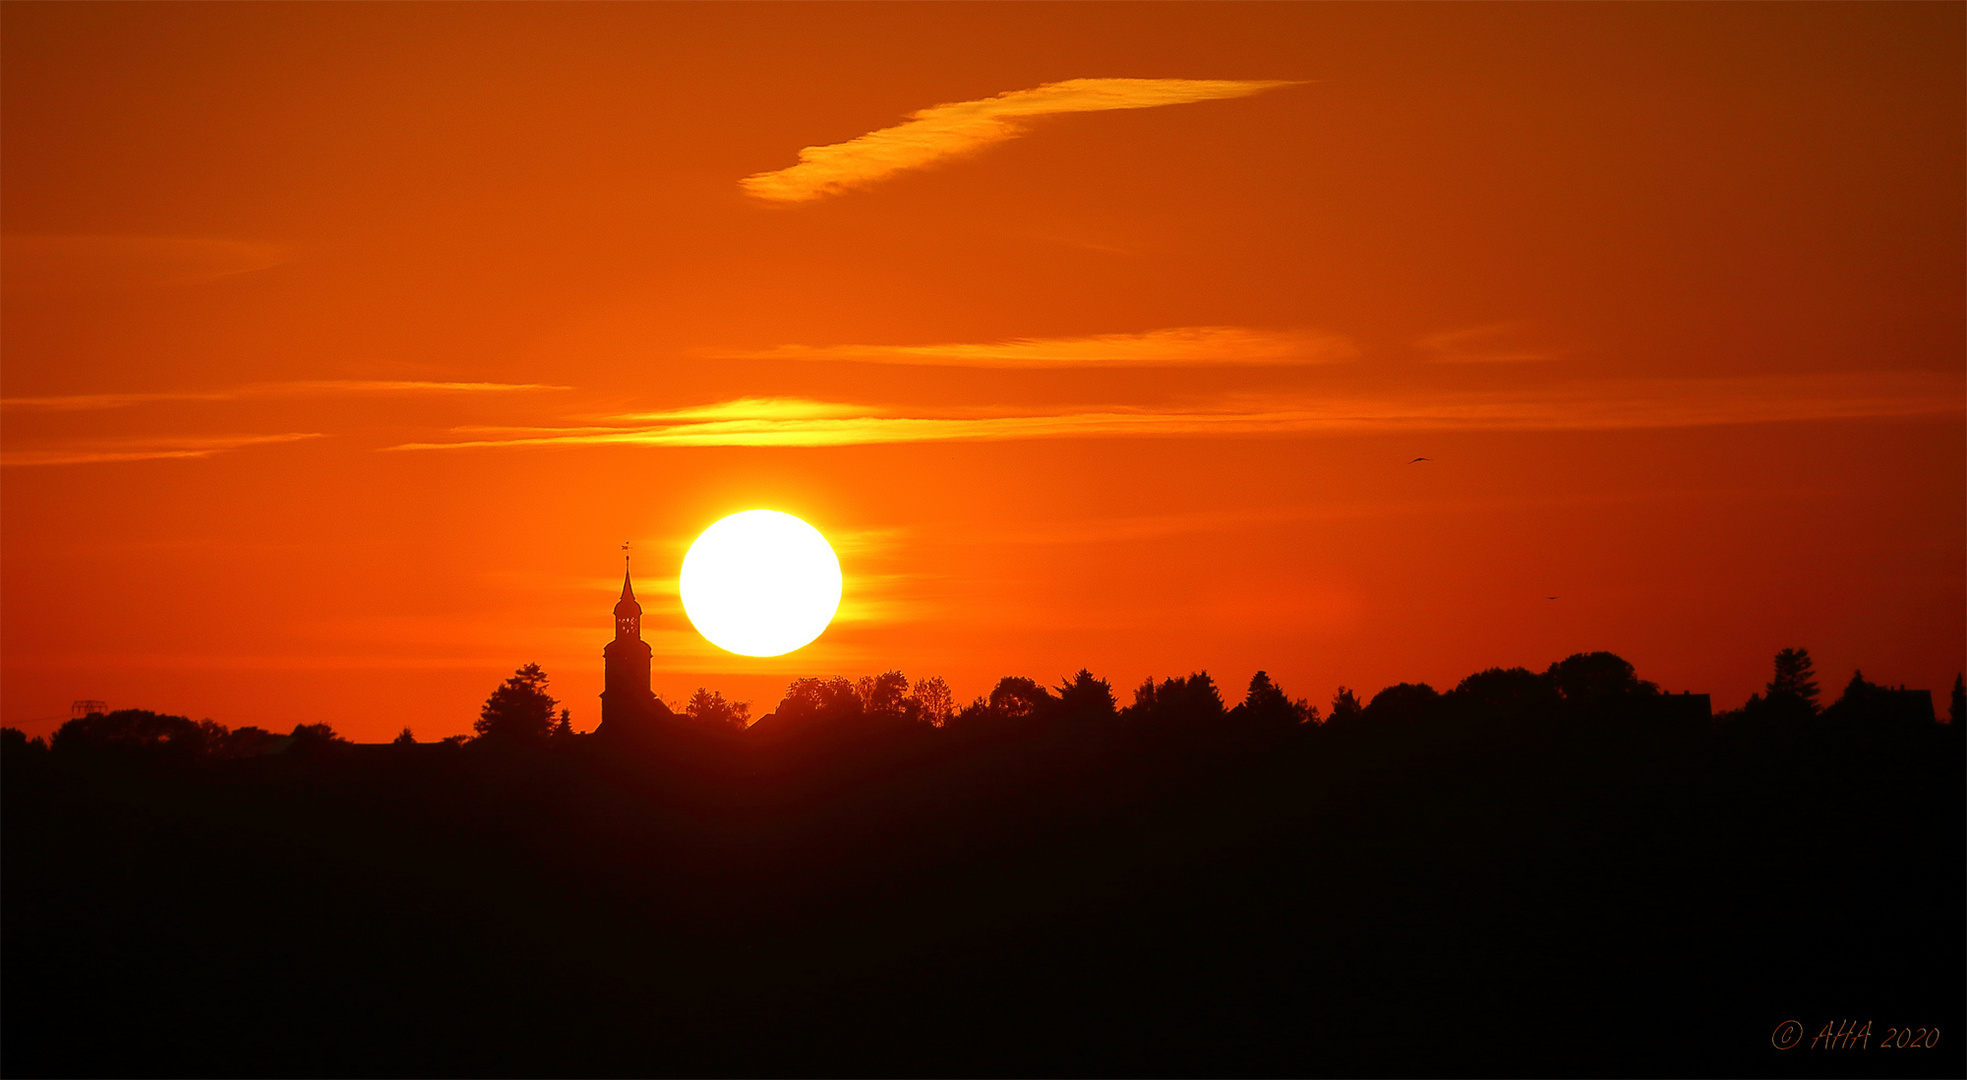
{"left": 988, "top": 676, "right": 1053, "bottom": 719}
{"left": 1546, "top": 652, "right": 1657, "bottom": 705}
{"left": 0, "top": 727, "right": 42, "bottom": 758}
{"left": 1835, "top": 669, "right": 1876, "bottom": 708}
{"left": 954, "top": 695, "right": 991, "bottom": 725}
{"left": 51, "top": 709, "right": 212, "bottom": 758}
{"left": 288, "top": 723, "right": 349, "bottom": 753}
{"left": 475, "top": 663, "right": 559, "bottom": 743}
{"left": 857, "top": 671, "right": 910, "bottom": 718}
{"left": 1235, "top": 671, "right": 1312, "bottom": 725}
{"left": 908, "top": 675, "right": 955, "bottom": 727}
{"left": 392, "top": 727, "right": 417, "bottom": 746}
{"left": 1766, "top": 647, "right": 1820, "bottom": 711}
{"left": 771, "top": 677, "right": 863, "bottom": 726}
{"left": 684, "top": 688, "right": 751, "bottom": 730}
{"left": 1057, "top": 669, "right": 1117, "bottom": 720}
{"left": 1126, "top": 672, "right": 1225, "bottom": 723}
{"left": 1328, "top": 686, "right": 1363, "bottom": 724}
{"left": 1826, "top": 669, "right": 1885, "bottom": 725}
{"left": 1364, "top": 682, "right": 1440, "bottom": 724}
{"left": 1451, "top": 667, "right": 1559, "bottom": 715}
{"left": 1177, "top": 672, "right": 1225, "bottom": 720}
{"left": 210, "top": 726, "right": 279, "bottom": 759}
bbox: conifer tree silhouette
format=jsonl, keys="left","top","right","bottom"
{"left": 1767, "top": 648, "right": 1821, "bottom": 712}
{"left": 1057, "top": 669, "right": 1117, "bottom": 719}
{"left": 1238, "top": 671, "right": 1311, "bottom": 725}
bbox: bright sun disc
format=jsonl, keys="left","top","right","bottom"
{"left": 679, "top": 510, "right": 842, "bottom": 657}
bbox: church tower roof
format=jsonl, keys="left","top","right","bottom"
{"left": 614, "top": 561, "right": 642, "bottom": 619}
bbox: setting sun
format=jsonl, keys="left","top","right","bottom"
{"left": 679, "top": 510, "right": 843, "bottom": 657}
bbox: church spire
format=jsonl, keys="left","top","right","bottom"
{"left": 612, "top": 545, "right": 642, "bottom": 640}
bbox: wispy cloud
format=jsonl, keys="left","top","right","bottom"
{"left": 2, "top": 380, "right": 570, "bottom": 412}
{"left": 2, "top": 432, "right": 323, "bottom": 467}
{"left": 385, "top": 371, "right": 1964, "bottom": 453}
{"left": 626, "top": 397, "right": 872, "bottom": 422}
{"left": 1421, "top": 323, "right": 1558, "bottom": 364}
{"left": 741, "top": 78, "right": 1300, "bottom": 203}
{"left": 723, "top": 326, "right": 1355, "bottom": 368}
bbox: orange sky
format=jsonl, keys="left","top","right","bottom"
{"left": 4, "top": 3, "right": 1962, "bottom": 742}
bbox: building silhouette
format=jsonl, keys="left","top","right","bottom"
{"left": 597, "top": 561, "right": 667, "bottom": 737}
{"left": 1868, "top": 686, "right": 1936, "bottom": 725}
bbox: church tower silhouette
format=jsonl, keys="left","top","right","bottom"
{"left": 599, "top": 558, "right": 665, "bottom": 733}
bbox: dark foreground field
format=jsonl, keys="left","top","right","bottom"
{"left": 5, "top": 706, "right": 1962, "bottom": 1078}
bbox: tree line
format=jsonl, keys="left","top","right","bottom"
{"left": 10, "top": 646, "right": 1957, "bottom": 759}
{"left": 5, "top": 645, "right": 1960, "bottom": 1079}
{"left": 737, "top": 647, "right": 1958, "bottom": 735}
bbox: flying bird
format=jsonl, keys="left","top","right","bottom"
{"left": 1546, "top": 596, "right": 1558, "bottom": 600}
{"left": 1407, "top": 457, "right": 1431, "bottom": 464}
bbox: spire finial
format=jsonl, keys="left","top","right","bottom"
{"left": 619, "top": 541, "right": 636, "bottom": 601}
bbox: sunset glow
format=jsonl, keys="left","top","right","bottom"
{"left": 0, "top": 3, "right": 1958, "bottom": 742}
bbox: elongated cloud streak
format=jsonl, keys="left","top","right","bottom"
{"left": 741, "top": 78, "right": 1300, "bottom": 203}
{"left": 2, "top": 380, "right": 570, "bottom": 412}
{"left": 2, "top": 432, "right": 323, "bottom": 467}
{"left": 725, "top": 326, "right": 1355, "bottom": 368}
{"left": 386, "top": 372, "right": 1963, "bottom": 452}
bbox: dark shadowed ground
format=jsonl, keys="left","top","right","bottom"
{"left": 4, "top": 687, "right": 1961, "bottom": 1078}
